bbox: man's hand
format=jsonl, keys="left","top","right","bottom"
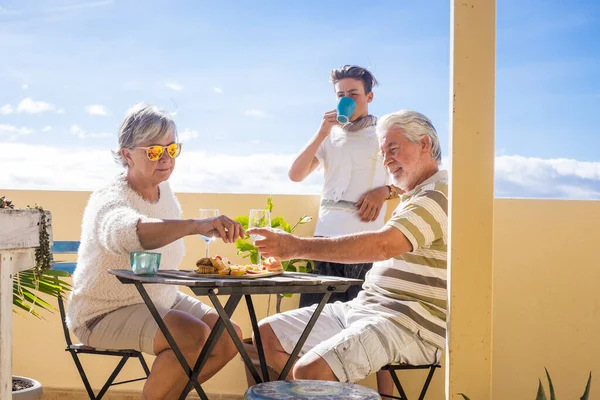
{"left": 318, "top": 109, "right": 341, "bottom": 137}
{"left": 196, "top": 215, "right": 245, "bottom": 243}
{"left": 246, "top": 228, "right": 300, "bottom": 260}
{"left": 355, "top": 186, "right": 390, "bottom": 222}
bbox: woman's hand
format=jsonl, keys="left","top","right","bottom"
{"left": 196, "top": 215, "right": 245, "bottom": 243}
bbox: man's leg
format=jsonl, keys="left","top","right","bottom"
{"left": 294, "top": 309, "right": 435, "bottom": 384}
{"left": 256, "top": 303, "right": 343, "bottom": 379}
{"left": 342, "top": 264, "right": 394, "bottom": 394}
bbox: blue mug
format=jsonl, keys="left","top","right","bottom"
{"left": 336, "top": 97, "right": 356, "bottom": 124}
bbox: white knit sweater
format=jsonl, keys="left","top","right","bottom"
{"left": 66, "top": 173, "right": 185, "bottom": 330}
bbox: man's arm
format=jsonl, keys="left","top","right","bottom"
{"left": 288, "top": 137, "right": 322, "bottom": 182}
{"left": 249, "top": 225, "right": 412, "bottom": 263}
{"left": 288, "top": 109, "right": 338, "bottom": 182}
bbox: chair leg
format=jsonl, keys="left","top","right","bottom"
{"left": 138, "top": 353, "right": 151, "bottom": 377}
{"left": 417, "top": 366, "right": 437, "bottom": 400}
{"left": 95, "top": 356, "right": 129, "bottom": 400}
{"left": 389, "top": 369, "right": 409, "bottom": 400}
{"left": 69, "top": 351, "right": 97, "bottom": 400}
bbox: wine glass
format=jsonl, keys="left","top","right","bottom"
{"left": 198, "top": 208, "right": 219, "bottom": 258}
{"left": 248, "top": 209, "right": 271, "bottom": 266}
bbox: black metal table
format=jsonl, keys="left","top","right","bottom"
{"left": 108, "top": 269, "right": 362, "bottom": 400}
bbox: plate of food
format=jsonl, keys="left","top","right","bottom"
{"left": 186, "top": 255, "right": 284, "bottom": 279}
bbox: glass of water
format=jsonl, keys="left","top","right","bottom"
{"left": 248, "top": 209, "right": 271, "bottom": 266}
{"left": 199, "top": 208, "right": 220, "bottom": 258}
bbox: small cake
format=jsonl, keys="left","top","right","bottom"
{"left": 195, "top": 265, "right": 215, "bottom": 274}
{"left": 210, "top": 256, "right": 231, "bottom": 274}
{"left": 195, "top": 257, "right": 215, "bottom": 274}
{"left": 229, "top": 265, "right": 247, "bottom": 276}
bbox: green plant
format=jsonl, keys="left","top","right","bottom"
{"left": 2, "top": 197, "right": 71, "bottom": 318}
{"left": 234, "top": 196, "right": 314, "bottom": 314}
{"left": 458, "top": 368, "right": 592, "bottom": 400}
{"left": 234, "top": 196, "right": 314, "bottom": 273}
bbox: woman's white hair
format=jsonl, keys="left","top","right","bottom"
{"left": 112, "top": 103, "right": 178, "bottom": 167}
{"left": 377, "top": 110, "right": 442, "bottom": 164}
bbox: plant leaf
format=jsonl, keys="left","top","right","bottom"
{"left": 13, "top": 268, "right": 70, "bottom": 316}
{"left": 580, "top": 372, "right": 592, "bottom": 400}
{"left": 300, "top": 215, "right": 312, "bottom": 224}
{"left": 545, "top": 368, "right": 556, "bottom": 400}
{"left": 266, "top": 196, "right": 273, "bottom": 212}
{"left": 271, "top": 216, "right": 291, "bottom": 233}
{"left": 235, "top": 238, "right": 256, "bottom": 252}
{"left": 250, "top": 252, "right": 259, "bottom": 264}
{"left": 458, "top": 394, "right": 471, "bottom": 400}
{"left": 536, "top": 378, "right": 547, "bottom": 400}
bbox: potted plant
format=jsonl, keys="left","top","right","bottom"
{"left": 233, "top": 196, "right": 315, "bottom": 385}
{"left": 1, "top": 196, "right": 71, "bottom": 399}
{"left": 459, "top": 368, "right": 592, "bottom": 400}
{"left": 234, "top": 196, "right": 314, "bottom": 314}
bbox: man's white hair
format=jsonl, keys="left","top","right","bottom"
{"left": 377, "top": 110, "right": 442, "bottom": 164}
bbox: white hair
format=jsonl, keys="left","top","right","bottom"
{"left": 377, "top": 110, "right": 442, "bottom": 164}
{"left": 112, "top": 103, "right": 178, "bottom": 167}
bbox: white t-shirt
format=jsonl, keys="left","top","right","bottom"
{"left": 314, "top": 124, "right": 389, "bottom": 237}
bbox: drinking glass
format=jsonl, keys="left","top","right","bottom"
{"left": 248, "top": 209, "right": 271, "bottom": 266}
{"left": 198, "top": 208, "right": 219, "bottom": 258}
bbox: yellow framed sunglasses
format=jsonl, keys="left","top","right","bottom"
{"left": 134, "top": 143, "right": 182, "bottom": 161}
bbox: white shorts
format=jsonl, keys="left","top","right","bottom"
{"left": 265, "top": 301, "right": 440, "bottom": 383}
{"left": 73, "top": 292, "right": 212, "bottom": 355}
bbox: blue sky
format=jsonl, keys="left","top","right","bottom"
{"left": 1, "top": 0, "right": 599, "bottom": 198}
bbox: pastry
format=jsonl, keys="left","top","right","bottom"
{"left": 210, "top": 256, "right": 231, "bottom": 274}
{"left": 195, "top": 265, "right": 215, "bottom": 274}
{"left": 229, "top": 265, "right": 246, "bottom": 276}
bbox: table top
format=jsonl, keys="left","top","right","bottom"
{"left": 109, "top": 269, "right": 363, "bottom": 295}
{"left": 244, "top": 380, "right": 381, "bottom": 400}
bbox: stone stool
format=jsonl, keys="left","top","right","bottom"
{"left": 244, "top": 380, "right": 381, "bottom": 400}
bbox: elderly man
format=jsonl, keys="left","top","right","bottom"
{"left": 247, "top": 109, "right": 447, "bottom": 384}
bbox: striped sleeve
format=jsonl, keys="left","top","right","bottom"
{"left": 387, "top": 189, "right": 448, "bottom": 252}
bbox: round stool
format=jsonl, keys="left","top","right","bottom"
{"left": 244, "top": 380, "right": 381, "bottom": 400}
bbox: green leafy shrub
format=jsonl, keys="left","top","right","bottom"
{"left": 234, "top": 196, "right": 314, "bottom": 273}
{"left": 459, "top": 368, "right": 592, "bottom": 400}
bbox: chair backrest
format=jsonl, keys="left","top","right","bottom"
{"left": 50, "top": 241, "right": 80, "bottom": 347}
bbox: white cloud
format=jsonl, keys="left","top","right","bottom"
{"left": 213, "top": 87, "right": 223, "bottom": 94}
{"left": 165, "top": 81, "right": 184, "bottom": 91}
{"left": 42, "top": 126, "right": 52, "bottom": 132}
{"left": 70, "top": 124, "right": 111, "bottom": 139}
{"left": 1, "top": 143, "right": 323, "bottom": 194}
{"left": 0, "top": 104, "right": 14, "bottom": 115}
{"left": 494, "top": 155, "right": 600, "bottom": 199}
{"left": 244, "top": 109, "right": 272, "bottom": 119}
{"left": 0, "top": 124, "right": 34, "bottom": 140}
{"left": 85, "top": 104, "right": 109, "bottom": 116}
{"left": 57, "top": 108, "right": 65, "bottom": 114}
{"left": 4, "top": 145, "right": 600, "bottom": 200}
{"left": 179, "top": 128, "right": 199, "bottom": 141}
{"left": 21, "top": 84, "right": 28, "bottom": 89}
{"left": 0, "top": 124, "right": 33, "bottom": 136}
{"left": 16, "top": 97, "right": 56, "bottom": 114}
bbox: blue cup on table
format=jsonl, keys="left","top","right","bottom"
{"left": 336, "top": 96, "right": 356, "bottom": 124}
{"left": 130, "top": 252, "right": 161, "bottom": 276}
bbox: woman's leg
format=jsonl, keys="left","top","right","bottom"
{"left": 143, "top": 309, "right": 242, "bottom": 400}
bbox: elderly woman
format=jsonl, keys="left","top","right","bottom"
{"left": 66, "top": 103, "right": 245, "bottom": 400}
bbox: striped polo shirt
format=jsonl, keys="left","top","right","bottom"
{"left": 350, "top": 170, "right": 448, "bottom": 349}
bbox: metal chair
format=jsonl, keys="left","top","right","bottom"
{"left": 51, "top": 241, "right": 151, "bottom": 400}
{"left": 379, "top": 362, "right": 440, "bottom": 400}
